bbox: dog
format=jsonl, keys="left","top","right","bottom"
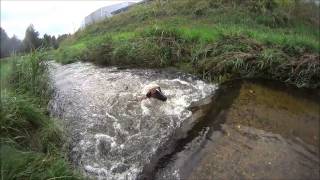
{"left": 141, "top": 84, "right": 167, "bottom": 101}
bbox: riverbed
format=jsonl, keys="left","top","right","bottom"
{"left": 155, "top": 80, "right": 319, "bottom": 180}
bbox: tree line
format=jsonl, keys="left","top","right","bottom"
{"left": 1, "top": 24, "right": 71, "bottom": 58}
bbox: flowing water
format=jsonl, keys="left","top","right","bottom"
{"left": 48, "top": 62, "right": 217, "bottom": 179}
{"left": 48, "top": 62, "right": 320, "bottom": 180}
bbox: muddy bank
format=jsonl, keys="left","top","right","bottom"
{"left": 155, "top": 80, "right": 320, "bottom": 180}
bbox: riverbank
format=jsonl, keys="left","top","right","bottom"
{"left": 0, "top": 53, "right": 80, "bottom": 179}
{"left": 56, "top": 0, "right": 319, "bottom": 88}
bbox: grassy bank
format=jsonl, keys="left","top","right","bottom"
{"left": 0, "top": 52, "right": 80, "bottom": 179}
{"left": 56, "top": 0, "right": 319, "bottom": 88}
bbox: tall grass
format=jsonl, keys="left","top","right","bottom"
{"left": 54, "top": 0, "right": 319, "bottom": 88}
{"left": 9, "top": 51, "right": 51, "bottom": 104}
{"left": 0, "top": 52, "right": 81, "bottom": 179}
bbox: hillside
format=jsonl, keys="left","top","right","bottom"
{"left": 57, "top": 0, "right": 320, "bottom": 88}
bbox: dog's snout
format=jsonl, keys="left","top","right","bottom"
{"left": 154, "top": 89, "right": 167, "bottom": 101}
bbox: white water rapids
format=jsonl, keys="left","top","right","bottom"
{"left": 48, "top": 62, "right": 217, "bottom": 180}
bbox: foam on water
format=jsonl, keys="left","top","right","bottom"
{"left": 48, "top": 62, "right": 217, "bottom": 179}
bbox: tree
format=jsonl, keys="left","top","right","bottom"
{"left": 1, "top": 27, "right": 10, "bottom": 57}
{"left": 51, "top": 36, "right": 58, "bottom": 49}
{"left": 41, "top": 34, "right": 59, "bottom": 49}
{"left": 9, "top": 35, "right": 22, "bottom": 54}
{"left": 22, "top": 24, "right": 41, "bottom": 52}
{"left": 42, "top": 33, "right": 52, "bottom": 48}
{"left": 57, "top": 33, "right": 71, "bottom": 46}
{"left": 0, "top": 27, "right": 22, "bottom": 58}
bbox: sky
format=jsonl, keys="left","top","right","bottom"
{"left": 1, "top": 0, "right": 140, "bottom": 40}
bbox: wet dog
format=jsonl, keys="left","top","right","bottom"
{"left": 142, "top": 84, "right": 167, "bottom": 101}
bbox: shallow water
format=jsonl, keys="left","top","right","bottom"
{"left": 48, "top": 62, "right": 217, "bottom": 179}
{"left": 155, "top": 81, "right": 320, "bottom": 180}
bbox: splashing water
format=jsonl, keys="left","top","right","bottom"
{"left": 48, "top": 62, "right": 217, "bottom": 179}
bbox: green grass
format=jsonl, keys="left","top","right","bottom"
{"left": 0, "top": 52, "right": 81, "bottom": 179}
{"left": 0, "top": 145, "right": 77, "bottom": 180}
{"left": 55, "top": 0, "right": 319, "bottom": 88}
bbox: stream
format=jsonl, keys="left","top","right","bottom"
{"left": 48, "top": 62, "right": 319, "bottom": 180}
{"left": 48, "top": 62, "right": 217, "bottom": 179}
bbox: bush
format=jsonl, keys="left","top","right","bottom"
{"left": 84, "top": 35, "right": 113, "bottom": 64}
{"left": 56, "top": 43, "right": 88, "bottom": 64}
{"left": 111, "top": 39, "right": 165, "bottom": 67}
{"left": 255, "top": 11, "right": 291, "bottom": 28}
{"left": 9, "top": 51, "right": 51, "bottom": 104}
{"left": 196, "top": 35, "right": 320, "bottom": 88}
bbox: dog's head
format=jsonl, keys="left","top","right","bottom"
{"left": 146, "top": 87, "right": 167, "bottom": 101}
